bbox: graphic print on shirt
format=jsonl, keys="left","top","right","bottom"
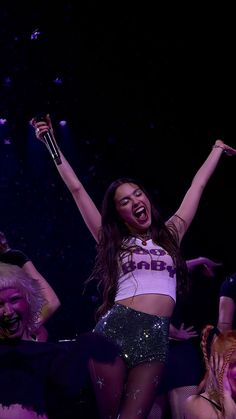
{"left": 116, "top": 238, "right": 177, "bottom": 301}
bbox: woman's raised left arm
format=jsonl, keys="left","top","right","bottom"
{"left": 167, "top": 139, "right": 236, "bottom": 242}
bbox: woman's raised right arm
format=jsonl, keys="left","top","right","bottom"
{"left": 31, "top": 115, "right": 101, "bottom": 242}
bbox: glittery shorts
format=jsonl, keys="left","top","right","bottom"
{"left": 93, "top": 304, "right": 170, "bottom": 369}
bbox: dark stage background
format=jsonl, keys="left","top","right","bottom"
{"left": 0, "top": 2, "right": 235, "bottom": 340}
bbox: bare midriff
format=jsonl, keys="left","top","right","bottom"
{"left": 116, "top": 293, "right": 175, "bottom": 317}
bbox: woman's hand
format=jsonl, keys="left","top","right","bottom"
{"left": 30, "top": 114, "right": 54, "bottom": 142}
{"left": 214, "top": 139, "right": 236, "bottom": 156}
{"left": 169, "top": 323, "right": 198, "bottom": 340}
{"left": 201, "top": 257, "right": 223, "bottom": 277}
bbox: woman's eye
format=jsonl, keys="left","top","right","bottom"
{"left": 11, "top": 297, "right": 21, "bottom": 303}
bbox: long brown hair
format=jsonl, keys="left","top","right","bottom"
{"left": 88, "top": 178, "right": 188, "bottom": 319}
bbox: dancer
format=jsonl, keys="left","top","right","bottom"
{"left": 0, "top": 230, "right": 60, "bottom": 340}
{"left": 184, "top": 325, "right": 236, "bottom": 418}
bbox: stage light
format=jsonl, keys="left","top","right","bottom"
{"left": 31, "top": 29, "right": 41, "bottom": 40}
{"left": 53, "top": 77, "right": 63, "bottom": 85}
{"left": 59, "top": 120, "right": 67, "bottom": 127}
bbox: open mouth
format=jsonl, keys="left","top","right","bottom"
{"left": 1, "top": 316, "right": 20, "bottom": 334}
{"left": 133, "top": 206, "right": 148, "bottom": 221}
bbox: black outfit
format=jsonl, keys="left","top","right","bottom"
{"left": 219, "top": 273, "right": 236, "bottom": 302}
{"left": 94, "top": 303, "right": 170, "bottom": 368}
{"left": 160, "top": 266, "right": 221, "bottom": 392}
{"left": 162, "top": 339, "right": 203, "bottom": 390}
{"left": 0, "top": 249, "right": 29, "bottom": 267}
{"left": 0, "top": 332, "right": 119, "bottom": 418}
{"left": 219, "top": 273, "right": 236, "bottom": 329}
{"left": 157, "top": 303, "right": 204, "bottom": 393}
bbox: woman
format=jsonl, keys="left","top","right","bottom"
{"left": 0, "top": 261, "right": 121, "bottom": 418}
{"left": 0, "top": 262, "right": 50, "bottom": 418}
{"left": 31, "top": 114, "right": 236, "bottom": 419}
{"left": 0, "top": 230, "right": 60, "bottom": 341}
{"left": 184, "top": 325, "right": 236, "bottom": 418}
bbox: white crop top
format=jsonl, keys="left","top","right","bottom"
{"left": 115, "top": 237, "right": 176, "bottom": 302}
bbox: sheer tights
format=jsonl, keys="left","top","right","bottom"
{"left": 89, "top": 358, "right": 165, "bottom": 419}
{"left": 89, "top": 356, "right": 126, "bottom": 418}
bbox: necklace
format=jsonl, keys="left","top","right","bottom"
{"left": 133, "top": 231, "right": 151, "bottom": 246}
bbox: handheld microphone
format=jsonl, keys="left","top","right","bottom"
{"left": 35, "top": 115, "right": 62, "bottom": 165}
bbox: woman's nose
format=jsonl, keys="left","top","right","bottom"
{"left": 3, "top": 303, "right": 14, "bottom": 316}
{"left": 132, "top": 197, "right": 140, "bottom": 206}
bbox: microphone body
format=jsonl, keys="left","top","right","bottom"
{"left": 42, "top": 130, "right": 62, "bottom": 165}
{"left": 34, "top": 114, "right": 62, "bottom": 165}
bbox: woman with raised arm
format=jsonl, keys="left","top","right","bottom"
{"left": 31, "top": 115, "right": 236, "bottom": 419}
{"left": 0, "top": 230, "right": 60, "bottom": 341}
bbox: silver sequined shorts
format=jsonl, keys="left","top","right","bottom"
{"left": 93, "top": 304, "right": 170, "bottom": 369}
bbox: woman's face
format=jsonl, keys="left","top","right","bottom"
{"left": 114, "top": 182, "right": 152, "bottom": 233}
{"left": 0, "top": 287, "right": 30, "bottom": 340}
